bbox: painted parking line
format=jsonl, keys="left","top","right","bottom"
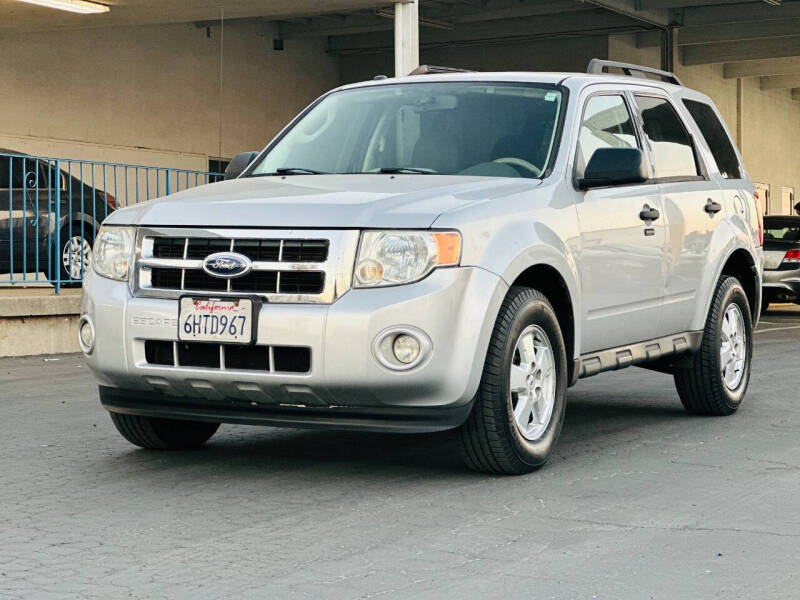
{"left": 755, "top": 324, "right": 800, "bottom": 334}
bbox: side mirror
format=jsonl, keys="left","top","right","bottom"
{"left": 224, "top": 151, "right": 259, "bottom": 180}
{"left": 578, "top": 147, "right": 647, "bottom": 190}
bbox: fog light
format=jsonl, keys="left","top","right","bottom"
{"left": 372, "top": 326, "right": 432, "bottom": 371}
{"left": 78, "top": 316, "right": 95, "bottom": 354}
{"left": 393, "top": 334, "right": 420, "bottom": 364}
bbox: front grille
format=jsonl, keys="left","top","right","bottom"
{"left": 148, "top": 268, "right": 323, "bottom": 294}
{"left": 152, "top": 236, "right": 329, "bottom": 263}
{"left": 144, "top": 340, "right": 311, "bottom": 373}
{"left": 136, "top": 230, "right": 349, "bottom": 303}
{"left": 152, "top": 237, "right": 185, "bottom": 258}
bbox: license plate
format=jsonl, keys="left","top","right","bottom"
{"left": 178, "top": 297, "right": 255, "bottom": 344}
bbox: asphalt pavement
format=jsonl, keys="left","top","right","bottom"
{"left": 1, "top": 306, "right": 799, "bottom": 599}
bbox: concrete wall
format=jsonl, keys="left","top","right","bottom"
{"left": 0, "top": 20, "right": 338, "bottom": 170}
{"left": 609, "top": 33, "right": 800, "bottom": 215}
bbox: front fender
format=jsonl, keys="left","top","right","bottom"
{"left": 458, "top": 217, "right": 582, "bottom": 359}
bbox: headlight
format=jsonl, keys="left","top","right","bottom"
{"left": 354, "top": 230, "right": 461, "bottom": 288}
{"left": 92, "top": 226, "right": 135, "bottom": 281}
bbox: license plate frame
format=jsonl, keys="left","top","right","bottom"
{"left": 177, "top": 295, "right": 261, "bottom": 345}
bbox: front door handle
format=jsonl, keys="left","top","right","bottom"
{"left": 639, "top": 205, "right": 661, "bottom": 222}
{"left": 704, "top": 198, "right": 722, "bottom": 214}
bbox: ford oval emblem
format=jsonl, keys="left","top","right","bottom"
{"left": 202, "top": 252, "right": 253, "bottom": 279}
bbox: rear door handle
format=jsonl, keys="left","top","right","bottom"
{"left": 704, "top": 198, "right": 722, "bottom": 214}
{"left": 639, "top": 205, "right": 661, "bottom": 222}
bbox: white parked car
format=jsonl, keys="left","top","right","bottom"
{"left": 81, "top": 61, "right": 763, "bottom": 474}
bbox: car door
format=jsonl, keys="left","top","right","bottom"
{"left": 0, "top": 154, "right": 36, "bottom": 274}
{"left": 573, "top": 90, "right": 667, "bottom": 353}
{"left": 631, "top": 94, "right": 725, "bottom": 336}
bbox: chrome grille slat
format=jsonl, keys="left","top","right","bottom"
{"left": 133, "top": 227, "right": 359, "bottom": 304}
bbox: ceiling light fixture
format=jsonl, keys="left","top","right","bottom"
{"left": 16, "top": 0, "right": 109, "bottom": 14}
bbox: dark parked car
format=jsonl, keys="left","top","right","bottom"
{"left": 762, "top": 215, "right": 800, "bottom": 311}
{"left": 0, "top": 150, "right": 116, "bottom": 285}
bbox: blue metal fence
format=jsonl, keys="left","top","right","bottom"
{"left": 0, "top": 151, "right": 222, "bottom": 292}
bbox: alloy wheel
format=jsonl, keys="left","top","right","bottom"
{"left": 509, "top": 324, "right": 557, "bottom": 441}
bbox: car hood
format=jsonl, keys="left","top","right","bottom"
{"left": 105, "top": 174, "right": 540, "bottom": 229}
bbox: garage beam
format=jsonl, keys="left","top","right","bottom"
{"left": 760, "top": 74, "right": 800, "bottom": 90}
{"left": 677, "top": 18, "right": 800, "bottom": 46}
{"left": 680, "top": 2, "right": 800, "bottom": 27}
{"left": 450, "top": 0, "right": 592, "bottom": 24}
{"left": 279, "top": 13, "right": 392, "bottom": 38}
{"left": 724, "top": 57, "right": 800, "bottom": 78}
{"left": 683, "top": 35, "right": 800, "bottom": 65}
{"left": 638, "top": 0, "right": 754, "bottom": 9}
{"left": 579, "top": 0, "right": 669, "bottom": 27}
{"left": 281, "top": 0, "right": 593, "bottom": 38}
{"left": 329, "top": 9, "right": 645, "bottom": 53}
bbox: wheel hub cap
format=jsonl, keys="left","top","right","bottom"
{"left": 509, "top": 324, "right": 556, "bottom": 441}
{"left": 62, "top": 236, "right": 92, "bottom": 280}
{"left": 720, "top": 303, "right": 746, "bottom": 390}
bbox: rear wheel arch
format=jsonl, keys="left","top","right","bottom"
{"left": 511, "top": 264, "right": 577, "bottom": 385}
{"left": 718, "top": 248, "right": 759, "bottom": 320}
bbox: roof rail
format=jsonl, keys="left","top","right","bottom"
{"left": 587, "top": 59, "right": 683, "bottom": 86}
{"left": 408, "top": 64, "right": 475, "bottom": 76}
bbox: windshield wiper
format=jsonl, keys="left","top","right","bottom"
{"left": 249, "top": 167, "right": 328, "bottom": 177}
{"left": 377, "top": 167, "right": 435, "bottom": 175}
{"left": 275, "top": 167, "right": 328, "bottom": 175}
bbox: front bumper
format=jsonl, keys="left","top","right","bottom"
{"left": 763, "top": 267, "right": 800, "bottom": 303}
{"left": 82, "top": 266, "right": 507, "bottom": 432}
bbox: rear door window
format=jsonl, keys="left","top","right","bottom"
{"left": 682, "top": 99, "right": 742, "bottom": 179}
{"left": 634, "top": 95, "right": 700, "bottom": 180}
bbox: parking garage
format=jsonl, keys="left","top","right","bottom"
{"left": 2, "top": 1, "right": 800, "bottom": 596}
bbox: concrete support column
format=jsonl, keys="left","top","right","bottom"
{"left": 394, "top": 0, "right": 419, "bottom": 77}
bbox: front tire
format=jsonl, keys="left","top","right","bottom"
{"left": 109, "top": 412, "right": 220, "bottom": 450}
{"left": 459, "top": 286, "right": 568, "bottom": 475}
{"left": 674, "top": 276, "right": 753, "bottom": 416}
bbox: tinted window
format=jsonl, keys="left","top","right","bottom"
{"left": 576, "top": 95, "right": 638, "bottom": 179}
{"left": 635, "top": 95, "right": 699, "bottom": 180}
{"left": 683, "top": 99, "right": 741, "bottom": 179}
{"left": 764, "top": 218, "right": 800, "bottom": 242}
{"left": 0, "top": 156, "right": 26, "bottom": 188}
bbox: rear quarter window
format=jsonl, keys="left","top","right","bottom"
{"left": 682, "top": 99, "right": 742, "bottom": 179}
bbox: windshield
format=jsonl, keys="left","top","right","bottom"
{"left": 765, "top": 219, "right": 800, "bottom": 243}
{"left": 251, "top": 82, "right": 564, "bottom": 179}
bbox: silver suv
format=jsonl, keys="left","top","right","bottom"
{"left": 81, "top": 61, "right": 763, "bottom": 474}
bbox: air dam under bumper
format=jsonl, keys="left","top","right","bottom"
{"left": 83, "top": 266, "right": 508, "bottom": 433}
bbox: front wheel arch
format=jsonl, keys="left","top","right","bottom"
{"left": 511, "top": 264, "right": 577, "bottom": 385}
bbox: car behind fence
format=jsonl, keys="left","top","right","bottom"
{"left": 1, "top": 151, "right": 221, "bottom": 292}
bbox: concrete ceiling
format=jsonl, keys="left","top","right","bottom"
{"left": 0, "top": 0, "right": 396, "bottom": 31}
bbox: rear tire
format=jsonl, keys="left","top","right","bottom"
{"left": 109, "top": 412, "right": 220, "bottom": 450}
{"left": 673, "top": 276, "right": 753, "bottom": 416}
{"left": 459, "top": 286, "right": 568, "bottom": 475}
